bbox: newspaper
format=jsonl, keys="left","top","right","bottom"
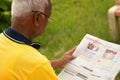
{"left": 58, "top": 34, "right": 120, "bottom": 80}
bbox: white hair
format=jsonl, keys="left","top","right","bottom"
{"left": 11, "top": 0, "right": 49, "bottom": 20}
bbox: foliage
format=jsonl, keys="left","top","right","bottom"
{"left": 0, "top": 0, "right": 11, "bottom": 31}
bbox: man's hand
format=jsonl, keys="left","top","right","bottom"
{"left": 51, "top": 47, "right": 76, "bottom": 69}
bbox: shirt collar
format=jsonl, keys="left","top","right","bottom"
{"left": 3, "top": 28, "right": 40, "bottom": 49}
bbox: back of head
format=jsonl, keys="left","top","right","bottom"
{"left": 11, "top": 0, "right": 51, "bottom": 21}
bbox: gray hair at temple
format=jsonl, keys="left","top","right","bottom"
{"left": 11, "top": 0, "right": 49, "bottom": 21}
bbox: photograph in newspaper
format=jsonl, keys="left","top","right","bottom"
{"left": 58, "top": 34, "right": 120, "bottom": 80}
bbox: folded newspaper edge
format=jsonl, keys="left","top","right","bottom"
{"left": 58, "top": 34, "right": 120, "bottom": 80}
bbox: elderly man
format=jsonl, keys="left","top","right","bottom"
{"left": 0, "top": 0, "right": 75, "bottom": 80}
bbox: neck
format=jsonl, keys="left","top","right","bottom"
{"left": 11, "top": 24, "right": 34, "bottom": 41}
{"left": 11, "top": 15, "right": 36, "bottom": 41}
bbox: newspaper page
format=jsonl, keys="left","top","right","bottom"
{"left": 58, "top": 34, "right": 120, "bottom": 80}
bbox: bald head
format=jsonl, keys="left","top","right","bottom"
{"left": 11, "top": 0, "right": 51, "bottom": 21}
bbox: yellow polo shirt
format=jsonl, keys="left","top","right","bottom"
{"left": 0, "top": 33, "right": 58, "bottom": 80}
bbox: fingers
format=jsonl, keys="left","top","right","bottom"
{"left": 66, "top": 47, "right": 76, "bottom": 55}
{"left": 69, "top": 55, "right": 76, "bottom": 60}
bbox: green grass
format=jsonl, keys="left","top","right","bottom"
{"left": 35, "top": 0, "right": 115, "bottom": 57}
{"left": 33, "top": 0, "right": 120, "bottom": 79}
{"left": 34, "top": 0, "right": 115, "bottom": 59}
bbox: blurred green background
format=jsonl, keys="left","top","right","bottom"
{"left": 1, "top": 0, "right": 120, "bottom": 79}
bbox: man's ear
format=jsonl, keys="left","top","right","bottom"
{"left": 34, "top": 12, "right": 44, "bottom": 27}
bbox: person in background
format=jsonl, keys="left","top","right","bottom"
{"left": 0, "top": 0, "right": 76, "bottom": 80}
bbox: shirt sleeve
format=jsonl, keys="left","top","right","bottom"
{"left": 28, "top": 63, "right": 58, "bottom": 80}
